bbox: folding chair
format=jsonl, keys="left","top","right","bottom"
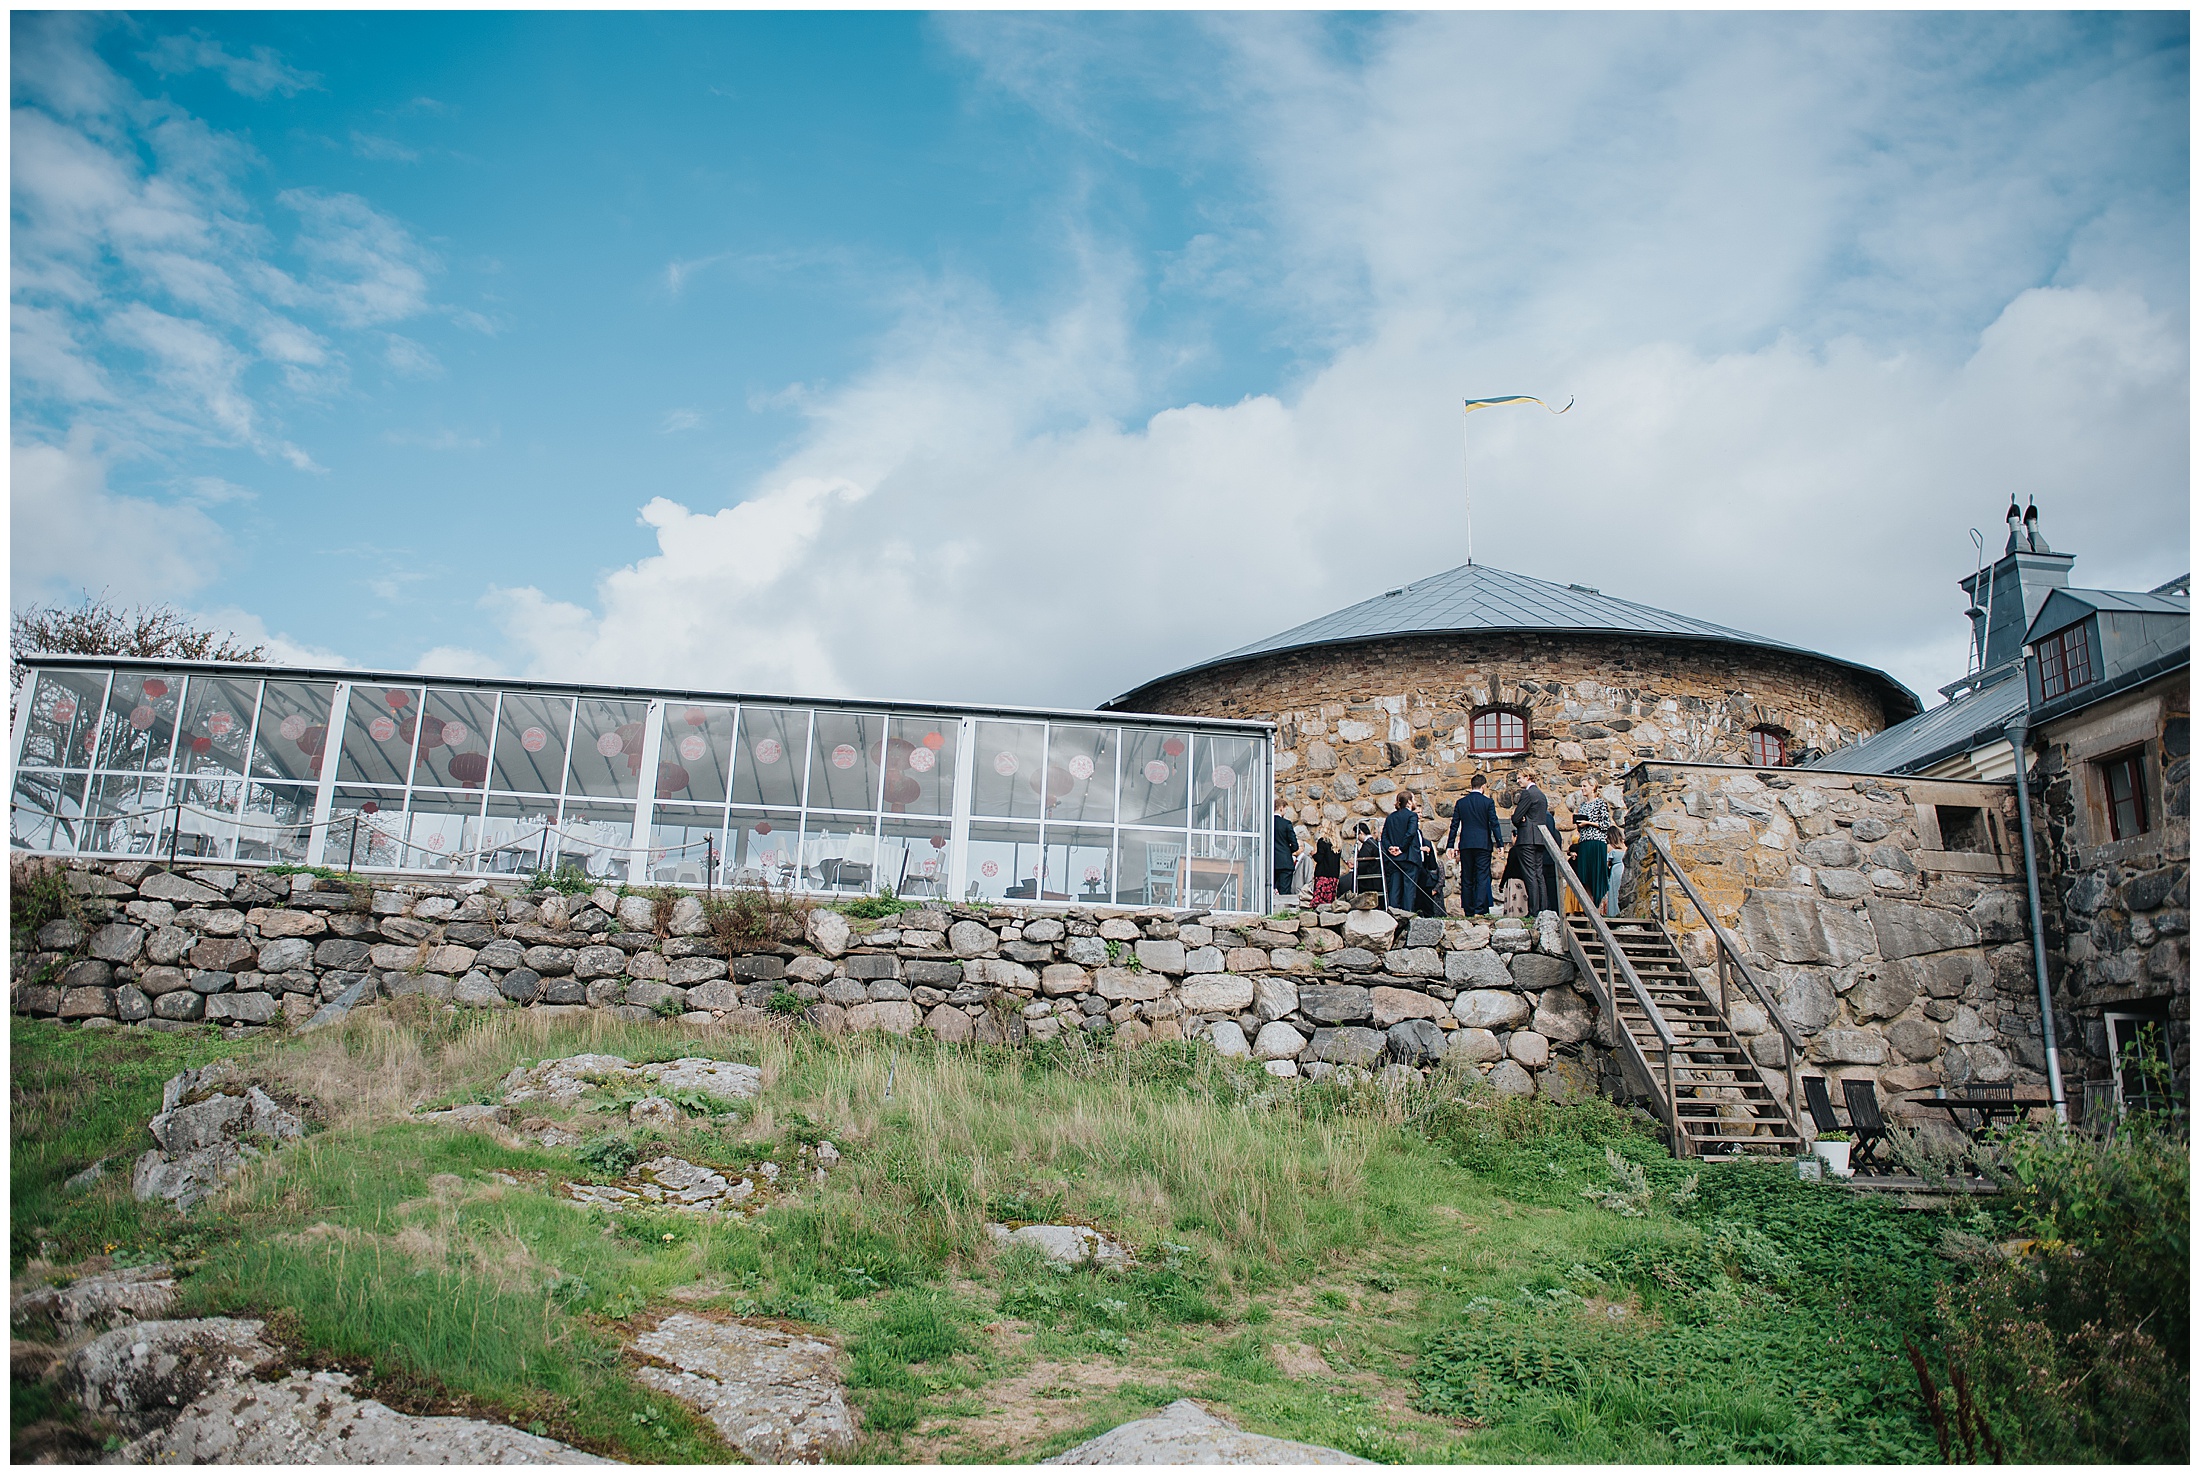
{"left": 1839, "top": 1077, "right": 1892, "bottom": 1173}
{"left": 1801, "top": 1076, "right": 1844, "bottom": 1140}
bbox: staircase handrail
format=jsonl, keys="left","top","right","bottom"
{"left": 1641, "top": 832, "right": 1800, "bottom": 1051}
{"left": 1533, "top": 826, "right": 1675, "bottom": 1049}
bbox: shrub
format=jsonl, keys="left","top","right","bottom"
{"left": 701, "top": 879, "right": 809, "bottom": 949}
{"left": 528, "top": 864, "right": 594, "bottom": 897}
{"left": 840, "top": 888, "right": 913, "bottom": 920}
{"left": 1921, "top": 1113, "right": 2189, "bottom": 1462}
{"left": 10, "top": 857, "right": 85, "bottom": 956}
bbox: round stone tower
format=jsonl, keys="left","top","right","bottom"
{"left": 1106, "top": 562, "right": 1919, "bottom": 831}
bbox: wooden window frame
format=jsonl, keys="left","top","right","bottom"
{"left": 1468, "top": 707, "right": 1529, "bottom": 756}
{"left": 2038, "top": 622, "right": 2095, "bottom": 702}
{"left": 1747, "top": 727, "right": 1787, "bottom": 768}
{"left": 2100, "top": 748, "right": 2150, "bottom": 841}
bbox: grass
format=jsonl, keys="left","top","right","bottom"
{"left": 12, "top": 1007, "right": 1992, "bottom": 1463}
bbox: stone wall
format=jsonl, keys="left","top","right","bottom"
{"left": 1621, "top": 763, "right": 2043, "bottom": 1124}
{"left": 1120, "top": 632, "right": 1907, "bottom": 840}
{"left": 2030, "top": 672, "right": 2190, "bottom": 1098}
{"left": 13, "top": 860, "right": 1607, "bottom": 1100}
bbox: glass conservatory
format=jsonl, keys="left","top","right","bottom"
{"left": 10, "top": 658, "right": 1275, "bottom": 912}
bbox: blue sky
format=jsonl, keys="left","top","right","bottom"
{"left": 11, "top": 10, "right": 2189, "bottom": 712}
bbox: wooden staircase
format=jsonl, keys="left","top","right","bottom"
{"left": 1564, "top": 913, "right": 1803, "bottom": 1159}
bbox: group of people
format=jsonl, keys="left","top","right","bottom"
{"left": 1270, "top": 770, "right": 1622, "bottom": 919}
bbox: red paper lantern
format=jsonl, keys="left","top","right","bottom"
{"left": 447, "top": 752, "right": 490, "bottom": 787}
{"left": 684, "top": 707, "right": 709, "bottom": 726}
{"left": 885, "top": 737, "right": 916, "bottom": 768}
{"left": 1033, "top": 765, "right": 1075, "bottom": 801}
{"left": 361, "top": 801, "right": 378, "bottom": 814}
{"left": 656, "top": 763, "right": 690, "bottom": 798}
{"left": 141, "top": 679, "right": 168, "bottom": 698}
{"left": 922, "top": 732, "right": 945, "bottom": 750}
{"left": 189, "top": 736, "right": 213, "bottom": 754}
{"left": 883, "top": 772, "right": 922, "bottom": 806}
{"left": 386, "top": 690, "right": 410, "bottom": 709}
{"left": 416, "top": 715, "right": 447, "bottom": 750}
{"left": 298, "top": 724, "right": 328, "bottom": 756}
{"left": 929, "top": 834, "right": 947, "bottom": 850}
{"left": 755, "top": 821, "right": 772, "bottom": 835}
{"left": 1161, "top": 737, "right": 1186, "bottom": 758}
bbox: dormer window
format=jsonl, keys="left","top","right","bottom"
{"left": 1468, "top": 707, "right": 1528, "bottom": 755}
{"left": 2037, "top": 622, "right": 2094, "bottom": 701}
{"left": 1748, "top": 727, "right": 1787, "bottom": 768}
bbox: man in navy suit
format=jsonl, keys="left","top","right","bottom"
{"left": 1445, "top": 773, "right": 1499, "bottom": 915}
{"left": 1510, "top": 770, "right": 1559, "bottom": 915}
{"left": 1272, "top": 797, "right": 1301, "bottom": 904}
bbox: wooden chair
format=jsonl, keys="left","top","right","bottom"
{"left": 1840, "top": 1078, "right": 1892, "bottom": 1173}
{"left": 1801, "top": 1076, "right": 1844, "bottom": 1140}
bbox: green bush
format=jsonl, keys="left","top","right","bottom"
{"left": 839, "top": 888, "right": 913, "bottom": 920}
{"left": 1923, "top": 1114, "right": 2188, "bottom": 1462}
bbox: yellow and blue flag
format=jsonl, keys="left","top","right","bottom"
{"left": 1463, "top": 394, "right": 1573, "bottom": 415}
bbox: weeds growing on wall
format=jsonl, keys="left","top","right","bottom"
{"left": 527, "top": 864, "right": 595, "bottom": 896}
{"left": 701, "top": 879, "right": 809, "bottom": 948}
{"left": 9, "top": 856, "right": 85, "bottom": 957}
{"left": 838, "top": 888, "right": 915, "bottom": 920}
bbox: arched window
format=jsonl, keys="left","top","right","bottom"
{"left": 1469, "top": 708, "right": 1529, "bottom": 755}
{"left": 1748, "top": 727, "right": 1787, "bottom": 768}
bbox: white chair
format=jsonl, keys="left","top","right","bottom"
{"left": 1144, "top": 843, "right": 1182, "bottom": 905}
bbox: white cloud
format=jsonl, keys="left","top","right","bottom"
{"left": 350, "top": 131, "right": 419, "bottom": 163}
{"left": 140, "top": 32, "right": 319, "bottom": 98}
{"left": 10, "top": 434, "right": 230, "bottom": 604}
{"left": 414, "top": 645, "right": 504, "bottom": 678}
{"left": 659, "top": 408, "right": 703, "bottom": 433}
{"left": 383, "top": 334, "right": 443, "bottom": 378}
{"left": 190, "top": 606, "right": 355, "bottom": 668}
{"left": 477, "top": 14, "right": 2184, "bottom": 713}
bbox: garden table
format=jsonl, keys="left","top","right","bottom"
{"left": 1905, "top": 1091, "right": 2050, "bottom": 1143}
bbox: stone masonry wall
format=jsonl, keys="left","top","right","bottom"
{"left": 1622, "top": 763, "right": 2042, "bottom": 1127}
{"left": 1123, "top": 632, "right": 1904, "bottom": 841}
{"left": 14, "top": 860, "right": 1609, "bottom": 1100}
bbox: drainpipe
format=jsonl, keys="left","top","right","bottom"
{"left": 2004, "top": 719, "right": 2068, "bottom": 1124}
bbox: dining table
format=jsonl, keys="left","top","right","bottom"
{"left": 1904, "top": 1090, "right": 2050, "bottom": 1143}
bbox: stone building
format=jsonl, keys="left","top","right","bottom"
{"left": 1108, "top": 560, "right": 1919, "bottom": 845}
{"left": 1812, "top": 504, "right": 2188, "bottom": 1116}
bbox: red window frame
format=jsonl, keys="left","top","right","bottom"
{"left": 2038, "top": 622, "right": 2094, "bottom": 702}
{"left": 1748, "top": 729, "right": 1786, "bottom": 767}
{"left": 1469, "top": 709, "right": 1527, "bottom": 755}
{"left": 2103, "top": 751, "right": 2149, "bottom": 840}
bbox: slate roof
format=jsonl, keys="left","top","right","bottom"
{"left": 1804, "top": 663, "right": 2030, "bottom": 776}
{"left": 1110, "top": 561, "right": 1920, "bottom": 717}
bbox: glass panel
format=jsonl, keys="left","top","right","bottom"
{"left": 567, "top": 698, "right": 649, "bottom": 800}
{"left": 11, "top": 769, "right": 89, "bottom": 852}
{"left": 338, "top": 683, "right": 426, "bottom": 785}
{"left": 725, "top": 809, "right": 802, "bottom": 889}
{"left": 1119, "top": 727, "right": 1193, "bottom": 825}
{"left": 967, "top": 820, "right": 1043, "bottom": 904}
{"left": 94, "top": 669, "right": 187, "bottom": 772}
{"left": 731, "top": 707, "right": 807, "bottom": 808}
{"left": 878, "top": 816, "right": 953, "bottom": 901}
{"left": 175, "top": 774, "right": 244, "bottom": 860}
{"left": 971, "top": 721, "right": 1047, "bottom": 820}
{"left": 479, "top": 793, "right": 561, "bottom": 877}
{"left": 176, "top": 675, "right": 260, "bottom": 780}
{"left": 83, "top": 774, "right": 170, "bottom": 857}
{"left": 807, "top": 710, "right": 885, "bottom": 814}
{"left": 237, "top": 784, "right": 316, "bottom": 865}
{"left": 1193, "top": 733, "right": 1263, "bottom": 833}
{"left": 553, "top": 800, "right": 634, "bottom": 881}
{"left": 883, "top": 716, "right": 957, "bottom": 817}
{"left": 1041, "top": 725, "right": 1116, "bottom": 825}
{"left": 410, "top": 688, "right": 499, "bottom": 791}
{"left": 492, "top": 692, "right": 574, "bottom": 794}
{"left": 250, "top": 681, "right": 336, "bottom": 782}
{"left": 403, "top": 791, "right": 486, "bottom": 873}
{"left": 1186, "top": 833, "right": 1257, "bottom": 913}
{"left": 18, "top": 669, "right": 107, "bottom": 770}
{"left": 1118, "top": 828, "right": 1188, "bottom": 908}
{"left": 648, "top": 804, "right": 724, "bottom": 885}
{"left": 800, "top": 812, "right": 878, "bottom": 895}
{"left": 659, "top": 703, "right": 734, "bottom": 805}
{"left": 330, "top": 788, "right": 406, "bottom": 870}
{"left": 1041, "top": 824, "right": 1115, "bottom": 906}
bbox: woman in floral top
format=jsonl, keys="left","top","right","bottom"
{"left": 1570, "top": 781, "right": 1615, "bottom": 910}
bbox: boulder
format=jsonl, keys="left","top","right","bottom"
{"left": 1813, "top": 1027, "right": 1888, "bottom": 1065}
{"left": 1369, "top": 986, "right": 1446, "bottom": 1027}
{"left": 140, "top": 1368, "right": 607, "bottom": 1463}
{"left": 1887, "top": 1017, "right": 1943, "bottom": 1062}
{"left": 1866, "top": 900, "right": 1981, "bottom": 960}
{"left": 1253, "top": 976, "right": 1299, "bottom": 1021}
{"left": 139, "top": 872, "right": 224, "bottom": 905}
{"left": 1381, "top": 947, "right": 1443, "bottom": 979}
{"left": 1443, "top": 1028, "right": 1503, "bottom": 1066}
{"left": 1039, "top": 964, "right": 1089, "bottom": 997}
{"left": 925, "top": 1004, "right": 975, "bottom": 1043}
{"left": 204, "top": 992, "right": 281, "bottom": 1025}
{"left": 1737, "top": 892, "right": 1872, "bottom": 967}
{"left": 1772, "top": 966, "right": 1837, "bottom": 1035}
{"left": 1487, "top": 1060, "right": 1537, "bottom": 1097}
{"left": 846, "top": 1001, "right": 921, "bottom": 1035}
{"left": 1296, "top": 984, "right": 1373, "bottom": 1024}
{"left": 1047, "top": 1397, "right": 1368, "bottom": 1466}
{"left": 1507, "top": 1030, "right": 1551, "bottom": 1068}
{"left": 1849, "top": 965, "right": 1918, "bottom": 1022}
{"left": 1183, "top": 946, "right": 1225, "bottom": 974}
{"left": 1209, "top": 1021, "right": 1251, "bottom": 1059}
{"left": 947, "top": 920, "right": 995, "bottom": 958}
{"left": 1451, "top": 989, "right": 1530, "bottom": 1031}
{"left": 631, "top": 1315, "right": 855, "bottom": 1464}
{"left": 60, "top": 986, "right": 119, "bottom": 1020}
{"left": 299, "top": 976, "right": 376, "bottom": 1032}
{"left": 13, "top": 1265, "right": 177, "bottom": 1334}
{"left": 1134, "top": 939, "right": 1187, "bottom": 974}
{"left": 1444, "top": 949, "right": 1511, "bottom": 989}
{"left": 641, "top": 1059, "right": 762, "bottom": 1104}
{"left": 153, "top": 991, "right": 206, "bottom": 1022}
{"left": 1531, "top": 988, "right": 1595, "bottom": 1044}
{"left": 60, "top": 1317, "right": 279, "bottom": 1436}
{"left": 1386, "top": 1018, "right": 1446, "bottom": 1066}
{"left": 90, "top": 923, "right": 147, "bottom": 963}
{"left": 985, "top": 1222, "right": 1132, "bottom": 1269}
{"left": 255, "top": 937, "right": 315, "bottom": 973}
{"left": 1178, "top": 976, "right": 1255, "bottom": 1013}
{"left": 1253, "top": 1021, "right": 1307, "bottom": 1061}
{"left": 1309, "top": 1026, "right": 1386, "bottom": 1067}
{"left": 1341, "top": 910, "right": 1397, "bottom": 949}
{"left": 1507, "top": 954, "right": 1573, "bottom": 992}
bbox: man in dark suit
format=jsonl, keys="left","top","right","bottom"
{"left": 1272, "top": 797, "right": 1301, "bottom": 904}
{"left": 1510, "top": 770, "right": 1558, "bottom": 915}
{"left": 1380, "top": 793, "right": 1424, "bottom": 912}
{"left": 1445, "top": 773, "right": 1499, "bottom": 915}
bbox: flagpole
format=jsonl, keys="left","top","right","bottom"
{"left": 1460, "top": 393, "right": 1574, "bottom": 569}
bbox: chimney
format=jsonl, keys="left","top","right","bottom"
{"left": 1962, "top": 500, "right": 2075, "bottom": 672}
